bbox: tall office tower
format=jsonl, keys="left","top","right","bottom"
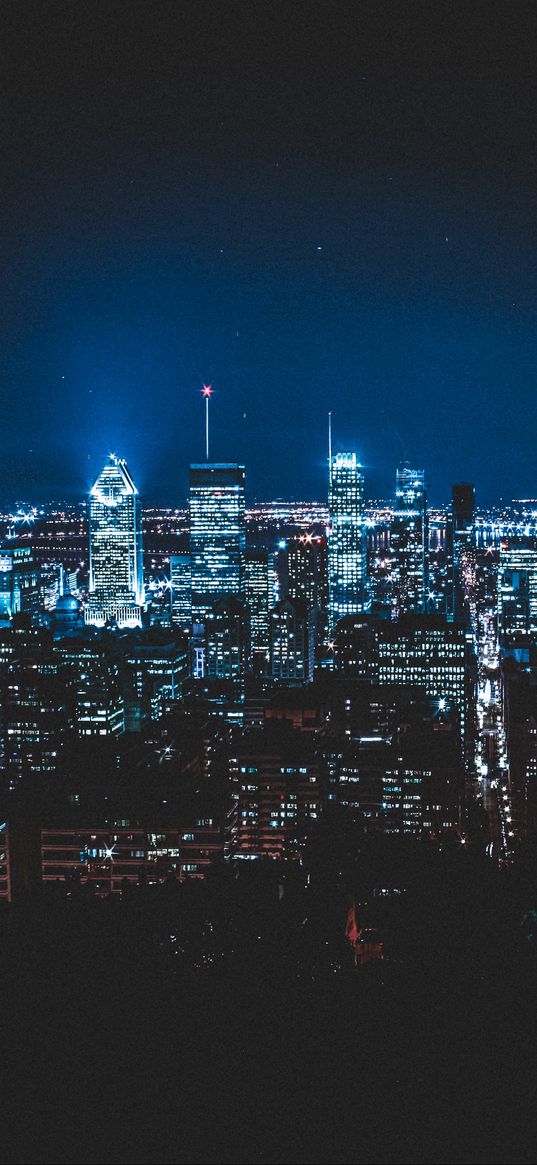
{"left": 86, "top": 454, "right": 144, "bottom": 628}
{"left": 170, "top": 554, "right": 192, "bottom": 630}
{"left": 498, "top": 544, "right": 537, "bottom": 640}
{"left": 390, "top": 462, "right": 429, "bottom": 615}
{"left": 189, "top": 463, "right": 246, "bottom": 623}
{"left": 268, "top": 554, "right": 278, "bottom": 608}
{"left": 245, "top": 549, "right": 270, "bottom": 660}
{"left": 287, "top": 534, "right": 328, "bottom": 642}
{"left": 328, "top": 452, "right": 368, "bottom": 633}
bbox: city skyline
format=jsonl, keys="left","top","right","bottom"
{"left": 0, "top": 421, "right": 534, "bottom": 511}
{"left": 1, "top": 390, "right": 536, "bottom": 508}
{"left": 3, "top": 8, "right": 537, "bottom": 1164}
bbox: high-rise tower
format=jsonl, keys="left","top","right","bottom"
{"left": 86, "top": 454, "right": 144, "bottom": 628}
{"left": 328, "top": 453, "right": 368, "bottom": 633}
{"left": 189, "top": 463, "right": 246, "bottom": 623}
{"left": 287, "top": 534, "right": 328, "bottom": 643}
{"left": 390, "top": 462, "right": 428, "bottom": 615}
{"left": 498, "top": 543, "right": 537, "bottom": 639}
{"left": 245, "top": 549, "right": 270, "bottom": 660}
{"left": 170, "top": 554, "right": 192, "bottom": 630}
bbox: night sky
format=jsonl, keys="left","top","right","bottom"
{"left": 2, "top": 2, "right": 537, "bottom": 504}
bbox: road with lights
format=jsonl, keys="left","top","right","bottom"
{"left": 476, "top": 608, "right": 514, "bottom": 860}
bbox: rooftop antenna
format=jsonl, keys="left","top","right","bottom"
{"left": 202, "top": 385, "right": 213, "bottom": 460}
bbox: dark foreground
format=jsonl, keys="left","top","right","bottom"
{"left": 2, "top": 841, "right": 537, "bottom": 1164}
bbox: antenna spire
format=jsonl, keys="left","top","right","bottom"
{"left": 202, "top": 385, "right": 213, "bottom": 460}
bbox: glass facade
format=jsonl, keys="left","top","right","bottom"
{"left": 328, "top": 452, "right": 368, "bottom": 632}
{"left": 189, "top": 463, "right": 246, "bottom": 623}
{"left": 498, "top": 545, "right": 537, "bottom": 637}
{"left": 390, "top": 462, "right": 428, "bottom": 615}
{"left": 170, "top": 553, "right": 192, "bottom": 629}
{"left": 245, "top": 549, "right": 270, "bottom": 654}
{"left": 87, "top": 455, "right": 144, "bottom": 627}
{"left": 0, "top": 544, "right": 40, "bottom": 623}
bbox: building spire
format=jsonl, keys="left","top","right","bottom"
{"left": 202, "top": 385, "right": 213, "bottom": 460}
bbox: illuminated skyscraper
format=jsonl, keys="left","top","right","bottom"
{"left": 86, "top": 454, "right": 144, "bottom": 628}
{"left": 390, "top": 462, "right": 428, "bottom": 615}
{"left": 328, "top": 453, "right": 368, "bottom": 632}
{"left": 245, "top": 549, "right": 270, "bottom": 660}
{"left": 0, "top": 543, "right": 40, "bottom": 625}
{"left": 498, "top": 544, "right": 537, "bottom": 639}
{"left": 288, "top": 534, "right": 328, "bottom": 642}
{"left": 189, "top": 463, "right": 246, "bottom": 623}
{"left": 170, "top": 554, "right": 192, "bottom": 630}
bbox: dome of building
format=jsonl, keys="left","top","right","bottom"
{"left": 55, "top": 594, "right": 81, "bottom": 613}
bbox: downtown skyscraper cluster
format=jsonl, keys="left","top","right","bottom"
{"left": 4, "top": 416, "right": 528, "bottom": 887}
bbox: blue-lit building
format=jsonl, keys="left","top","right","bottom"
{"left": 245, "top": 549, "right": 270, "bottom": 663}
{"left": 390, "top": 462, "right": 428, "bottom": 615}
{"left": 189, "top": 463, "right": 246, "bottom": 623}
{"left": 86, "top": 454, "right": 144, "bottom": 628}
{"left": 328, "top": 452, "right": 368, "bottom": 632}
{"left": 0, "top": 544, "right": 40, "bottom": 625}
{"left": 287, "top": 534, "right": 328, "bottom": 643}
{"left": 498, "top": 544, "right": 537, "bottom": 639}
{"left": 170, "top": 553, "right": 192, "bottom": 631}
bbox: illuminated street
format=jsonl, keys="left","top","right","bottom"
{"left": 476, "top": 608, "right": 514, "bottom": 860}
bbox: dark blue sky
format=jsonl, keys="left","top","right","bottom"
{"left": 2, "top": 2, "right": 537, "bottom": 504}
